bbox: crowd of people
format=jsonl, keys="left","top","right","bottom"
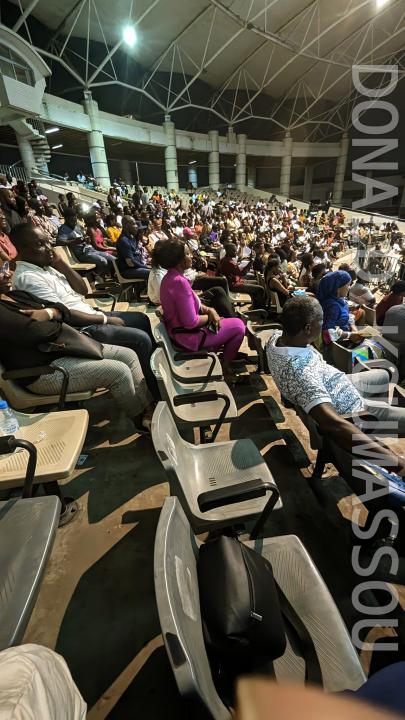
{"left": 2, "top": 169, "right": 405, "bottom": 717}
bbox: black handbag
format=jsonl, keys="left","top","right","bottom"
{"left": 38, "top": 323, "right": 104, "bottom": 360}
{"left": 197, "top": 535, "right": 322, "bottom": 701}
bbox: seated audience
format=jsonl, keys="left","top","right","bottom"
{"left": 105, "top": 214, "right": 121, "bottom": 244}
{"left": 376, "top": 281, "right": 405, "bottom": 325}
{"left": 219, "top": 243, "right": 265, "bottom": 309}
{"left": 0, "top": 208, "right": 17, "bottom": 262}
{"left": 307, "top": 263, "right": 327, "bottom": 295}
{"left": 348, "top": 272, "right": 376, "bottom": 307}
{"left": 298, "top": 252, "right": 314, "bottom": 287}
{"left": 266, "top": 295, "right": 405, "bottom": 463}
{"left": 159, "top": 239, "right": 245, "bottom": 382}
{"left": 0, "top": 264, "right": 153, "bottom": 433}
{"left": 10, "top": 224, "right": 159, "bottom": 401}
{"left": 116, "top": 215, "right": 150, "bottom": 280}
{"left": 57, "top": 208, "right": 114, "bottom": 277}
{"left": 0, "top": 188, "right": 23, "bottom": 229}
{"left": 316, "top": 270, "right": 361, "bottom": 344}
{"left": 85, "top": 213, "right": 116, "bottom": 257}
{"left": 265, "top": 257, "right": 293, "bottom": 307}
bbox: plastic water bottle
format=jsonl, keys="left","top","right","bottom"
{"left": 0, "top": 400, "right": 20, "bottom": 445}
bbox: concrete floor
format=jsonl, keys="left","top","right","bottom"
{"left": 22, "top": 293, "right": 405, "bottom": 718}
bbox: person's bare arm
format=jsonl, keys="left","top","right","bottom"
{"left": 309, "top": 402, "right": 405, "bottom": 473}
{"left": 270, "top": 277, "right": 290, "bottom": 297}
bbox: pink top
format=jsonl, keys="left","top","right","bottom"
{"left": 160, "top": 268, "right": 205, "bottom": 352}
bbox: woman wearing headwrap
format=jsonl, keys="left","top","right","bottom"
{"left": 317, "top": 270, "right": 362, "bottom": 345}
{"left": 376, "top": 281, "right": 405, "bottom": 325}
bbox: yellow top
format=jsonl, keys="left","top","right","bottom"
{"left": 106, "top": 226, "right": 121, "bottom": 243}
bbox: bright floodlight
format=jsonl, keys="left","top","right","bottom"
{"left": 52, "top": 144, "right": 63, "bottom": 149}
{"left": 45, "top": 126, "right": 59, "bottom": 134}
{"left": 376, "top": 0, "right": 389, "bottom": 7}
{"left": 123, "top": 26, "right": 136, "bottom": 47}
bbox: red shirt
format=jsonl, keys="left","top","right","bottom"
{"left": 0, "top": 232, "right": 17, "bottom": 261}
{"left": 219, "top": 257, "right": 244, "bottom": 289}
{"left": 376, "top": 293, "right": 403, "bottom": 325}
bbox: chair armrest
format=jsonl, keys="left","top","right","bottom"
{"left": 173, "top": 391, "right": 231, "bottom": 442}
{"left": 2, "top": 365, "right": 70, "bottom": 410}
{"left": 173, "top": 351, "right": 209, "bottom": 361}
{"left": 393, "top": 384, "right": 405, "bottom": 408}
{"left": 356, "top": 359, "right": 397, "bottom": 381}
{"left": 0, "top": 436, "right": 37, "bottom": 498}
{"left": 86, "top": 292, "right": 116, "bottom": 311}
{"left": 173, "top": 351, "right": 219, "bottom": 380}
{"left": 172, "top": 327, "right": 204, "bottom": 335}
{"left": 173, "top": 391, "right": 221, "bottom": 406}
{"left": 198, "top": 478, "right": 270, "bottom": 512}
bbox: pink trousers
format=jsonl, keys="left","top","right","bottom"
{"left": 201, "top": 318, "right": 245, "bottom": 363}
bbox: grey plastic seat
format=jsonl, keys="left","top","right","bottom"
{"left": 246, "top": 322, "right": 281, "bottom": 373}
{"left": 0, "top": 360, "right": 93, "bottom": 411}
{"left": 150, "top": 348, "right": 237, "bottom": 442}
{"left": 152, "top": 402, "right": 281, "bottom": 534}
{"left": 153, "top": 322, "right": 223, "bottom": 384}
{"left": 0, "top": 496, "right": 60, "bottom": 650}
{"left": 154, "top": 498, "right": 366, "bottom": 720}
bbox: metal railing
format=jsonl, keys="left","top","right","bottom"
{"left": 0, "top": 164, "right": 28, "bottom": 182}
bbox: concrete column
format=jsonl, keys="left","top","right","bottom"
{"left": 208, "top": 130, "right": 220, "bottom": 190}
{"left": 16, "top": 134, "right": 37, "bottom": 176}
{"left": 163, "top": 115, "right": 179, "bottom": 191}
{"left": 188, "top": 164, "right": 198, "bottom": 187}
{"left": 119, "top": 158, "right": 132, "bottom": 184}
{"left": 82, "top": 91, "right": 110, "bottom": 188}
{"left": 303, "top": 164, "right": 314, "bottom": 203}
{"left": 280, "top": 131, "right": 293, "bottom": 197}
{"left": 332, "top": 132, "right": 349, "bottom": 206}
{"left": 235, "top": 133, "right": 247, "bottom": 191}
{"left": 227, "top": 126, "right": 236, "bottom": 144}
{"left": 247, "top": 166, "right": 256, "bottom": 189}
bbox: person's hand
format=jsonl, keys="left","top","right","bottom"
{"left": 49, "top": 251, "right": 68, "bottom": 271}
{"left": 207, "top": 307, "right": 221, "bottom": 327}
{"left": 107, "top": 316, "right": 125, "bottom": 326}
{"left": 349, "top": 332, "right": 363, "bottom": 343}
{"left": 20, "top": 308, "right": 59, "bottom": 322}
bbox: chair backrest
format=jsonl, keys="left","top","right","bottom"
{"left": 154, "top": 497, "right": 231, "bottom": 720}
{"left": 330, "top": 341, "right": 353, "bottom": 374}
{"left": 0, "top": 496, "right": 61, "bottom": 650}
{"left": 150, "top": 348, "right": 185, "bottom": 405}
{"left": 364, "top": 305, "right": 376, "bottom": 327}
{"left": 0, "top": 361, "right": 39, "bottom": 410}
{"left": 153, "top": 322, "right": 178, "bottom": 363}
{"left": 269, "top": 291, "right": 283, "bottom": 314}
{"left": 151, "top": 402, "right": 193, "bottom": 479}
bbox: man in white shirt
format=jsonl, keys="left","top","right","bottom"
{"left": 266, "top": 295, "right": 405, "bottom": 468}
{"left": 10, "top": 223, "right": 160, "bottom": 399}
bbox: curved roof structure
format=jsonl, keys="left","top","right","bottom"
{"left": 3, "top": 0, "right": 405, "bottom": 139}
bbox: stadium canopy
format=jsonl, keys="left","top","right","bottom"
{"left": 3, "top": 0, "right": 405, "bottom": 140}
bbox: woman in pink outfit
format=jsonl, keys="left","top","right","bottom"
{"left": 159, "top": 239, "right": 245, "bottom": 382}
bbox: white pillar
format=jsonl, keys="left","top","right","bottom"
{"left": 163, "top": 115, "right": 179, "bottom": 192}
{"left": 247, "top": 166, "right": 256, "bottom": 189}
{"left": 332, "top": 132, "right": 349, "bottom": 206}
{"left": 280, "top": 131, "right": 293, "bottom": 197}
{"left": 303, "top": 164, "right": 314, "bottom": 203}
{"left": 235, "top": 133, "right": 247, "bottom": 191}
{"left": 82, "top": 91, "right": 110, "bottom": 188}
{"left": 208, "top": 130, "right": 220, "bottom": 190}
{"left": 188, "top": 165, "right": 198, "bottom": 187}
{"left": 16, "top": 134, "right": 37, "bottom": 176}
{"left": 119, "top": 158, "right": 132, "bottom": 184}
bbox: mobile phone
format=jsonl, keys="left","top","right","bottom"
{"left": 207, "top": 321, "right": 219, "bottom": 334}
